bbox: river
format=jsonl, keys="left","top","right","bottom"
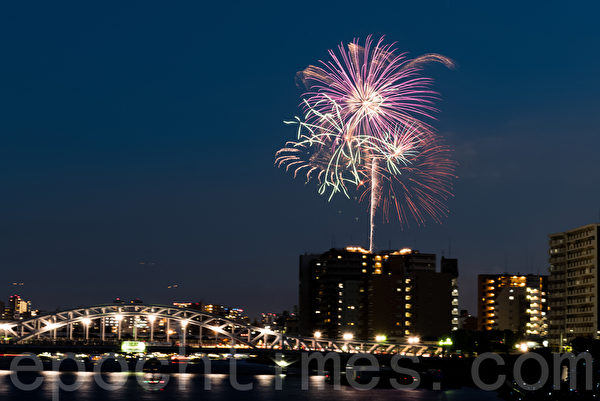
{"left": 0, "top": 371, "right": 503, "bottom": 401}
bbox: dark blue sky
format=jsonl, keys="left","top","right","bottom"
{"left": 0, "top": 1, "right": 598, "bottom": 317}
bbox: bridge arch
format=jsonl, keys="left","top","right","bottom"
{"left": 0, "top": 303, "right": 443, "bottom": 355}
{"left": 0, "top": 303, "right": 283, "bottom": 348}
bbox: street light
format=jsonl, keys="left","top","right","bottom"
{"left": 115, "top": 314, "right": 124, "bottom": 340}
{"left": 342, "top": 332, "right": 353, "bottom": 341}
{"left": 180, "top": 320, "right": 189, "bottom": 347}
{"left": 375, "top": 335, "right": 387, "bottom": 342}
{"left": 147, "top": 315, "right": 156, "bottom": 342}
{"left": 81, "top": 317, "right": 92, "bottom": 341}
{"left": 313, "top": 331, "right": 322, "bottom": 339}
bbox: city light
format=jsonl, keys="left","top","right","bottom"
{"left": 438, "top": 337, "right": 453, "bottom": 346}
{"left": 181, "top": 319, "right": 189, "bottom": 328}
{"left": 375, "top": 335, "right": 387, "bottom": 342}
{"left": 407, "top": 336, "right": 420, "bottom": 344}
{"left": 147, "top": 314, "right": 156, "bottom": 323}
{"left": 81, "top": 318, "right": 92, "bottom": 326}
{"left": 342, "top": 332, "right": 354, "bottom": 341}
{"left": 313, "top": 331, "right": 322, "bottom": 339}
{"left": 115, "top": 314, "right": 124, "bottom": 321}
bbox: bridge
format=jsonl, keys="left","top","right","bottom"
{"left": 0, "top": 303, "right": 443, "bottom": 355}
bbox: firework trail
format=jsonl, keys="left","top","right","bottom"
{"left": 277, "top": 36, "right": 456, "bottom": 251}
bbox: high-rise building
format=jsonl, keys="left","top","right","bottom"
{"left": 477, "top": 274, "right": 548, "bottom": 337}
{"left": 260, "top": 312, "right": 279, "bottom": 327}
{"left": 548, "top": 223, "right": 600, "bottom": 349}
{"left": 299, "top": 246, "right": 457, "bottom": 341}
{"left": 299, "top": 247, "right": 370, "bottom": 339}
{"left": 441, "top": 257, "right": 460, "bottom": 331}
{"left": 7, "top": 295, "right": 33, "bottom": 320}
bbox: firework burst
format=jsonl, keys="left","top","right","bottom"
{"left": 277, "top": 36, "right": 456, "bottom": 251}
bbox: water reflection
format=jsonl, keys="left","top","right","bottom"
{"left": 0, "top": 371, "right": 502, "bottom": 401}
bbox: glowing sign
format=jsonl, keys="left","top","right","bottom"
{"left": 121, "top": 341, "right": 146, "bottom": 353}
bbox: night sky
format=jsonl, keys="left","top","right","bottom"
{"left": 0, "top": 1, "right": 598, "bottom": 318}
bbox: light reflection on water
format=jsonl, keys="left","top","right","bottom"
{"left": 0, "top": 371, "right": 502, "bottom": 401}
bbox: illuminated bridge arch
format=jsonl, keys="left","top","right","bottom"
{"left": 0, "top": 304, "right": 284, "bottom": 348}
{"left": 0, "top": 303, "right": 443, "bottom": 355}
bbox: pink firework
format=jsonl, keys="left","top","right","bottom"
{"left": 279, "top": 36, "right": 456, "bottom": 251}
{"left": 297, "top": 35, "right": 453, "bottom": 140}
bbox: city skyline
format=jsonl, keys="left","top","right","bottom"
{"left": 0, "top": 2, "right": 599, "bottom": 317}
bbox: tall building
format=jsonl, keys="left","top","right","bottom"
{"left": 299, "top": 246, "right": 457, "bottom": 341}
{"left": 260, "top": 312, "right": 279, "bottom": 327}
{"left": 548, "top": 223, "right": 600, "bottom": 349}
{"left": 441, "top": 257, "right": 460, "bottom": 331}
{"left": 477, "top": 274, "right": 548, "bottom": 337}
{"left": 299, "top": 247, "right": 370, "bottom": 339}
{"left": 6, "top": 295, "right": 33, "bottom": 320}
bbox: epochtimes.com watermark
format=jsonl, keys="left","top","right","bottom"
{"left": 5, "top": 350, "right": 594, "bottom": 400}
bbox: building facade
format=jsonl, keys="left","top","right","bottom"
{"left": 477, "top": 274, "right": 548, "bottom": 338}
{"left": 4, "top": 295, "right": 35, "bottom": 320}
{"left": 548, "top": 223, "right": 600, "bottom": 349}
{"left": 299, "top": 247, "right": 457, "bottom": 341}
